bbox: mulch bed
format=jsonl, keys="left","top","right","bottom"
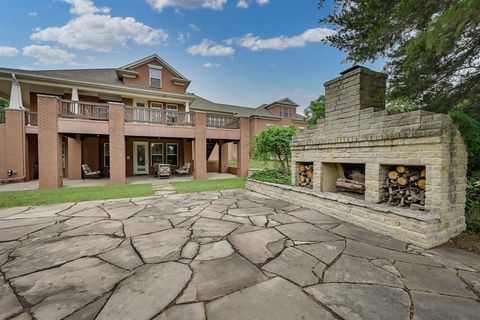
{"left": 441, "top": 230, "right": 480, "bottom": 255}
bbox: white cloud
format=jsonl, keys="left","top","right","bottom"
{"left": 64, "top": 0, "right": 110, "bottom": 15}
{"left": 236, "top": 28, "right": 335, "bottom": 51}
{"left": 189, "top": 23, "right": 201, "bottom": 32}
{"left": 147, "top": 0, "right": 227, "bottom": 11}
{"left": 30, "top": 0, "right": 167, "bottom": 52}
{"left": 28, "top": 11, "right": 38, "bottom": 17}
{"left": 203, "top": 62, "right": 221, "bottom": 68}
{"left": 257, "top": 0, "right": 269, "bottom": 4}
{"left": 187, "top": 39, "right": 234, "bottom": 56}
{"left": 0, "top": 46, "right": 19, "bottom": 57}
{"left": 237, "top": 0, "right": 249, "bottom": 8}
{"left": 23, "top": 45, "right": 76, "bottom": 65}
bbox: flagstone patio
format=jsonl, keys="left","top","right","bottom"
{"left": 0, "top": 189, "right": 479, "bottom": 320}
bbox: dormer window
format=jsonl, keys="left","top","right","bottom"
{"left": 281, "top": 107, "right": 293, "bottom": 118}
{"left": 149, "top": 65, "right": 162, "bottom": 88}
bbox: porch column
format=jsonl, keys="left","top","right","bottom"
{"left": 108, "top": 102, "right": 126, "bottom": 185}
{"left": 237, "top": 117, "right": 250, "bottom": 178}
{"left": 67, "top": 135, "right": 82, "bottom": 180}
{"left": 194, "top": 112, "right": 207, "bottom": 180}
{"left": 183, "top": 139, "right": 193, "bottom": 165}
{"left": 219, "top": 141, "right": 229, "bottom": 173}
{"left": 38, "top": 95, "right": 63, "bottom": 188}
{"left": 5, "top": 109, "right": 27, "bottom": 180}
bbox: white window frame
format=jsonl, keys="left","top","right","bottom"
{"left": 151, "top": 143, "right": 163, "bottom": 165}
{"left": 166, "top": 104, "right": 178, "bottom": 111}
{"left": 149, "top": 102, "right": 163, "bottom": 109}
{"left": 281, "top": 107, "right": 292, "bottom": 118}
{"left": 166, "top": 143, "right": 178, "bottom": 166}
{"left": 104, "top": 143, "right": 110, "bottom": 168}
{"left": 149, "top": 65, "right": 162, "bottom": 88}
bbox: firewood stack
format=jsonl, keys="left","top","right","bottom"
{"left": 297, "top": 163, "right": 314, "bottom": 188}
{"left": 381, "top": 165, "right": 426, "bottom": 209}
{"left": 335, "top": 164, "right": 366, "bottom": 194}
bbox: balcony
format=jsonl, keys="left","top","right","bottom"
{"left": 124, "top": 107, "right": 195, "bottom": 126}
{"left": 26, "top": 100, "right": 241, "bottom": 139}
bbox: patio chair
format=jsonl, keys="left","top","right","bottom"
{"left": 175, "top": 162, "right": 191, "bottom": 176}
{"left": 157, "top": 164, "right": 171, "bottom": 179}
{"left": 153, "top": 163, "right": 160, "bottom": 177}
{"left": 82, "top": 164, "right": 101, "bottom": 179}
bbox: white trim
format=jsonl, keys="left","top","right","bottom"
{"left": 148, "top": 64, "right": 163, "bottom": 70}
{"left": 166, "top": 103, "right": 178, "bottom": 111}
{"left": 151, "top": 143, "right": 163, "bottom": 165}
{"left": 149, "top": 101, "right": 163, "bottom": 109}
{"left": 133, "top": 141, "right": 149, "bottom": 175}
{"left": 149, "top": 67, "right": 162, "bottom": 88}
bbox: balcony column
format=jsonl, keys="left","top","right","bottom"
{"left": 185, "top": 100, "right": 190, "bottom": 124}
{"left": 71, "top": 87, "right": 79, "bottom": 114}
{"left": 219, "top": 141, "right": 229, "bottom": 173}
{"left": 237, "top": 117, "right": 250, "bottom": 178}
{"left": 67, "top": 135, "right": 82, "bottom": 180}
{"left": 5, "top": 109, "right": 27, "bottom": 181}
{"left": 194, "top": 112, "right": 207, "bottom": 180}
{"left": 108, "top": 102, "right": 126, "bottom": 185}
{"left": 38, "top": 95, "right": 63, "bottom": 188}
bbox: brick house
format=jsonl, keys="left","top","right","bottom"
{"left": 0, "top": 54, "right": 306, "bottom": 188}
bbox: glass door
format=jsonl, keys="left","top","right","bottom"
{"left": 133, "top": 142, "right": 149, "bottom": 175}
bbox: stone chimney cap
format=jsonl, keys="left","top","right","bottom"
{"left": 340, "top": 65, "right": 369, "bottom": 75}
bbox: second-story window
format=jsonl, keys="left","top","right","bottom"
{"left": 281, "top": 107, "right": 293, "bottom": 118}
{"left": 149, "top": 67, "right": 162, "bottom": 88}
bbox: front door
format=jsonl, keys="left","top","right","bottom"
{"left": 133, "top": 142, "right": 149, "bottom": 175}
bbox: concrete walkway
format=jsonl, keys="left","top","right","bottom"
{"left": 0, "top": 189, "right": 479, "bottom": 320}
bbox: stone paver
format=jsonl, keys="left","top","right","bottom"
{"left": 306, "top": 283, "right": 411, "bottom": 320}
{"left": 11, "top": 258, "right": 127, "bottom": 320}
{"left": 132, "top": 228, "right": 190, "bottom": 263}
{"left": 262, "top": 247, "right": 320, "bottom": 286}
{"left": 97, "top": 263, "right": 191, "bottom": 320}
{"left": 228, "top": 228, "right": 285, "bottom": 264}
{"left": 324, "top": 254, "right": 403, "bottom": 287}
{"left": 206, "top": 277, "right": 336, "bottom": 320}
{"left": 0, "top": 189, "right": 478, "bottom": 319}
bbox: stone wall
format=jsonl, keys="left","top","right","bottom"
{"left": 289, "top": 66, "right": 468, "bottom": 248}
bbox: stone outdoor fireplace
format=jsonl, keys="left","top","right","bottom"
{"left": 248, "top": 66, "right": 468, "bottom": 248}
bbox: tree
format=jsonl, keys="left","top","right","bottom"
{"left": 0, "top": 98, "right": 8, "bottom": 109}
{"left": 253, "top": 126, "right": 297, "bottom": 173}
{"left": 320, "top": 0, "right": 480, "bottom": 115}
{"left": 304, "top": 95, "right": 326, "bottom": 125}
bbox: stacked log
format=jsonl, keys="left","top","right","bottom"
{"left": 336, "top": 166, "right": 366, "bottom": 194}
{"left": 382, "top": 165, "right": 426, "bottom": 209}
{"left": 297, "top": 163, "right": 314, "bottom": 188}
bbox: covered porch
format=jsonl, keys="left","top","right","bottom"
{"left": 0, "top": 172, "right": 237, "bottom": 192}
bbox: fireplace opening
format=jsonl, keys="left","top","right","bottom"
{"left": 322, "top": 163, "right": 365, "bottom": 198}
{"left": 380, "top": 165, "right": 426, "bottom": 210}
{"left": 295, "top": 162, "right": 313, "bottom": 188}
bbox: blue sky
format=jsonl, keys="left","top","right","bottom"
{"left": 0, "top": 0, "right": 383, "bottom": 113}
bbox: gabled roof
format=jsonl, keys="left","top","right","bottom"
{"left": 263, "top": 97, "right": 299, "bottom": 109}
{"left": 121, "top": 54, "right": 190, "bottom": 82}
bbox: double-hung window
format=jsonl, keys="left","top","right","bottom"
{"left": 281, "top": 107, "right": 292, "bottom": 118}
{"left": 166, "top": 104, "right": 178, "bottom": 124}
{"left": 166, "top": 143, "right": 178, "bottom": 166}
{"left": 149, "top": 66, "right": 162, "bottom": 88}
{"left": 151, "top": 143, "right": 163, "bottom": 165}
{"left": 104, "top": 143, "right": 110, "bottom": 167}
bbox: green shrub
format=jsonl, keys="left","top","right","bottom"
{"left": 250, "top": 169, "right": 291, "bottom": 185}
{"left": 466, "top": 171, "right": 480, "bottom": 232}
{"left": 386, "top": 98, "right": 418, "bottom": 113}
{"left": 449, "top": 101, "right": 480, "bottom": 172}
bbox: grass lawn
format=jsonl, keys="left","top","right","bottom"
{"left": 0, "top": 184, "right": 155, "bottom": 209}
{"left": 172, "top": 178, "right": 245, "bottom": 193}
{"left": 228, "top": 159, "right": 278, "bottom": 170}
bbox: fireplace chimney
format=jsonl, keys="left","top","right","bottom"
{"left": 323, "top": 66, "right": 387, "bottom": 132}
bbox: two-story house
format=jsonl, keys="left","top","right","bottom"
{"left": 0, "top": 54, "right": 306, "bottom": 188}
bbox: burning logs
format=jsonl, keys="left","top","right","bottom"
{"left": 382, "top": 165, "right": 426, "bottom": 209}
{"left": 297, "top": 163, "right": 313, "bottom": 188}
